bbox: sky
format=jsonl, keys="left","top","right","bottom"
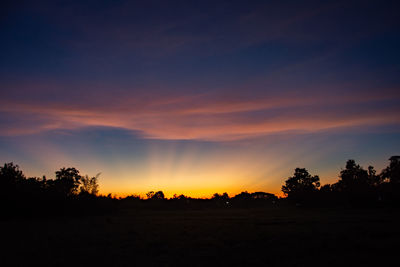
{"left": 1, "top": 0, "right": 399, "bottom": 197}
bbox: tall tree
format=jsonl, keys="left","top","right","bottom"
{"left": 79, "top": 174, "right": 100, "bottom": 196}
{"left": 282, "top": 168, "right": 320, "bottom": 200}
{"left": 336, "top": 160, "right": 369, "bottom": 192}
{"left": 53, "top": 167, "right": 81, "bottom": 197}
{"left": 381, "top": 156, "right": 400, "bottom": 184}
{"left": 0, "top": 162, "right": 25, "bottom": 199}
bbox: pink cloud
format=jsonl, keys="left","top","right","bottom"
{"left": 1, "top": 84, "right": 399, "bottom": 140}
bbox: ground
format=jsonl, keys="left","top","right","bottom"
{"left": 1, "top": 204, "right": 399, "bottom": 266}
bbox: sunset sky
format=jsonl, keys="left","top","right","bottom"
{"left": 1, "top": 0, "right": 399, "bottom": 197}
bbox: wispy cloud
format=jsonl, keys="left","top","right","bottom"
{"left": 1, "top": 82, "right": 399, "bottom": 140}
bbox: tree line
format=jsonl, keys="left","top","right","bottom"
{"left": 0, "top": 155, "right": 399, "bottom": 216}
{"left": 282, "top": 156, "right": 400, "bottom": 205}
{"left": 0, "top": 164, "right": 112, "bottom": 217}
{"left": 0, "top": 164, "right": 99, "bottom": 201}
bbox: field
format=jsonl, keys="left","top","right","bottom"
{"left": 1, "top": 204, "right": 399, "bottom": 266}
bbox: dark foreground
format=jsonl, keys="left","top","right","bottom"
{"left": 1, "top": 205, "right": 399, "bottom": 267}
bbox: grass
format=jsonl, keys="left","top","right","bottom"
{"left": 1, "top": 204, "right": 399, "bottom": 266}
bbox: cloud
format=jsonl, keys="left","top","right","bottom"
{"left": 1, "top": 83, "right": 399, "bottom": 141}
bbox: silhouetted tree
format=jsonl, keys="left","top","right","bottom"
{"left": 20, "top": 176, "right": 46, "bottom": 198}
{"left": 212, "top": 192, "right": 229, "bottom": 200}
{"left": 251, "top": 192, "right": 277, "bottom": 200}
{"left": 124, "top": 194, "right": 141, "bottom": 200}
{"left": 335, "top": 160, "right": 369, "bottom": 193}
{"left": 381, "top": 156, "right": 400, "bottom": 184}
{"left": 0, "top": 162, "right": 25, "bottom": 200}
{"left": 146, "top": 191, "right": 165, "bottom": 200}
{"left": 146, "top": 191, "right": 155, "bottom": 199}
{"left": 282, "top": 168, "right": 320, "bottom": 202}
{"left": 153, "top": 191, "right": 165, "bottom": 200}
{"left": 378, "top": 156, "right": 400, "bottom": 203}
{"left": 0, "top": 162, "right": 115, "bottom": 217}
{"left": 319, "top": 184, "right": 332, "bottom": 193}
{"left": 52, "top": 167, "right": 82, "bottom": 198}
{"left": 79, "top": 174, "right": 100, "bottom": 196}
{"left": 367, "top": 166, "right": 380, "bottom": 187}
{"left": 172, "top": 194, "right": 188, "bottom": 200}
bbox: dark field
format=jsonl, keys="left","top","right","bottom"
{"left": 1, "top": 205, "right": 399, "bottom": 266}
